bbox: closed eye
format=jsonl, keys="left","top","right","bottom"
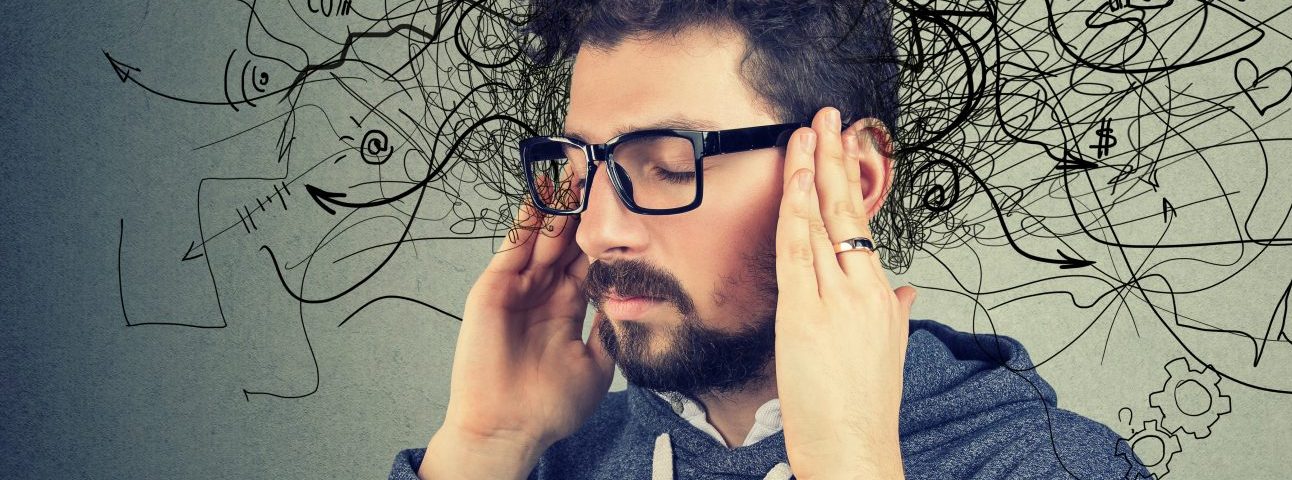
{"left": 652, "top": 167, "right": 696, "bottom": 184}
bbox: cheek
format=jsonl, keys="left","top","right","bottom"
{"left": 666, "top": 163, "right": 782, "bottom": 323}
{"left": 702, "top": 160, "right": 784, "bottom": 243}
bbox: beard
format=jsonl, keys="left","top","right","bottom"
{"left": 581, "top": 233, "right": 779, "bottom": 401}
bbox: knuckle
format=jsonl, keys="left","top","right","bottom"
{"left": 853, "top": 283, "right": 887, "bottom": 305}
{"left": 794, "top": 198, "right": 817, "bottom": 219}
{"left": 830, "top": 199, "right": 861, "bottom": 219}
{"left": 786, "top": 242, "right": 815, "bottom": 264}
{"left": 807, "top": 218, "right": 830, "bottom": 238}
{"left": 847, "top": 169, "right": 864, "bottom": 185}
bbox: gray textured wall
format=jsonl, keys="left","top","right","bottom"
{"left": 3, "top": 0, "right": 1291, "bottom": 478}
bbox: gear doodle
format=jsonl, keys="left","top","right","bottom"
{"left": 1148, "top": 357, "right": 1233, "bottom": 439}
{"left": 1118, "top": 419, "right": 1182, "bottom": 479}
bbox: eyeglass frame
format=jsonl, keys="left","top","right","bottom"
{"left": 518, "top": 119, "right": 849, "bottom": 216}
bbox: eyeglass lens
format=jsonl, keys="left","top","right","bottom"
{"left": 526, "top": 134, "right": 698, "bottom": 212}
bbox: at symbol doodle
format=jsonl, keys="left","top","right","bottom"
{"left": 360, "top": 129, "right": 393, "bottom": 165}
{"left": 1234, "top": 58, "right": 1292, "bottom": 116}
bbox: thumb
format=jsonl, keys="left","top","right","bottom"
{"left": 894, "top": 285, "right": 918, "bottom": 318}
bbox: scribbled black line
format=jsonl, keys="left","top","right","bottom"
{"left": 337, "top": 295, "right": 464, "bottom": 327}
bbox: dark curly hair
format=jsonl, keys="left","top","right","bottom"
{"left": 512, "top": 0, "right": 914, "bottom": 270}
{"left": 515, "top": 0, "right": 899, "bottom": 131}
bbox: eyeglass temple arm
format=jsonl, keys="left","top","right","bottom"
{"left": 708, "top": 120, "right": 853, "bottom": 155}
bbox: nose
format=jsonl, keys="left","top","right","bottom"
{"left": 574, "top": 159, "right": 650, "bottom": 262}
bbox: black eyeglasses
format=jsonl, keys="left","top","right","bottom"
{"left": 519, "top": 120, "right": 838, "bottom": 216}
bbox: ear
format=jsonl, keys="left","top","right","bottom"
{"left": 844, "top": 118, "right": 895, "bottom": 220}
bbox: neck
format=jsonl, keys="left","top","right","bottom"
{"left": 689, "top": 362, "right": 779, "bottom": 449}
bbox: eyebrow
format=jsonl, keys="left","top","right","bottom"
{"left": 563, "top": 115, "right": 721, "bottom": 143}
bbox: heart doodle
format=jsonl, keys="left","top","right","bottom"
{"left": 1235, "top": 58, "right": 1292, "bottom": 116}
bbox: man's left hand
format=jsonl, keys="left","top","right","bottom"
{"left": 774, "top": 106, "right": 916, "bottom": 480}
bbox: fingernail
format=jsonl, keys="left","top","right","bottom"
{"left": 798, "top": 169, "right": 814, "bottom": 192}
{"left": 828, "top": 108, "right": 840, "bottom": 128}
{"left": 801, "top": 131, "right": 815, "bottom": 153}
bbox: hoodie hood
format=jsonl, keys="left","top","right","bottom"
{"left": 898, "top": 319, "right": 1060, "bottom": 444}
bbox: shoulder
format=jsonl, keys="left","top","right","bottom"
{"left": 899, "top": 319, "right": 1151, "bottom": 479}
{"left": 902, "top": 318, "right": 1055, "bottom": 404}
{"left": 907, "top": 318, "right": 1033, "bottom": 365}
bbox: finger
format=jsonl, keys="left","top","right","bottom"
{"left": 529, "top": 164, "right": 584, "bottom": 271}
{"left": 486, "top": 189, "right": 546, "bottom": 274}
{"left": 894, "top": 285, "right": 918, "bottom": 321}
{"left": 528, "top": 213, "right": 579, "bottom": 273}
{"left": 562, "top": 245, "right": 589, "bottom": 281}
{"left": 777, "top": 127, "right": 822, "bottom": 300}
{"left": 835, "top": 120, "right": 881, "bottom": 280}
{"left": 776, "top": 166, "right": 819, "bottom": 301}
{"left": 842, "top": 211, "right": 894, "bottom": 294}
{"left": 841, "top": 121, "right": 868, "bottom": 219}
{"left": 812, "top": 107, "right": 866, "bottom": 248}
{"left": 782, "top": 127, "right": 815, "bottom": 192}
{"left": 802, "top": 152, "right": 847, "bottom": 294}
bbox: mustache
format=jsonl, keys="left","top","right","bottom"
{"left": 581, "top": 258, "right": 694, "bottom": 313}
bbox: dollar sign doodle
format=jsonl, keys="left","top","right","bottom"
{"left": 1090, "top": 118, "right": 1117, "bottom": 158}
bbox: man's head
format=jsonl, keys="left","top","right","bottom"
{"left": 518, "top": 0, "right": 899, "bottom": 400}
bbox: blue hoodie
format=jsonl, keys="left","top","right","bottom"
{"left": 390, "top": 319, "right": 1151, "bottom": 479}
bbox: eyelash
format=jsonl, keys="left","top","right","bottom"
{"left": 652, "top": 167, "right": 696, "bottom": 184}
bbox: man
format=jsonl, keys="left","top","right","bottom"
{"left": 391, "top": 1, "right": 1150, "bottom": 478}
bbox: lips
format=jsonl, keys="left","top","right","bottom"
{"left": 603, "top": 290, "right": 664, "bottom": 320}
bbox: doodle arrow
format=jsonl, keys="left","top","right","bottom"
{"left": 1056, "top": 154, "right": 1098, "bottom": 171}
{"left": 1054, "top": 249, "right": 1095, "bottom": 269}
{"left": 305, "top": 184, "right": 347, "bottom": 215}
{"left": 104, "top": 50, "right": 140, "bottom": 82}
{"left": 181, "top": 240, "right": 204, "bottom": 261}
{"left": 102, "top": 49, "right": 292, "bottom": 108}
{"left": 304, "top": 177, "right": 430, "bottom": 215}
{"left": 936, "top": 152, "right": 1097, "bottom": 269}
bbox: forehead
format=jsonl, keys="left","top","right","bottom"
{"left": 564, "top": 25, "right": 776, "bottom": 143}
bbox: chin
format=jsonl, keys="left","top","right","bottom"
{"left": 603, "top": 316, "right": 669, "bottom": 359}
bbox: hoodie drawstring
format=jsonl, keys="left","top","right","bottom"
{"left": 651, "top": 432, "right": 793, "bottom": 480}
{"left": 652, "top": 432, "right": 674, "bottom": 480}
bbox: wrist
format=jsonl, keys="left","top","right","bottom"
{"left": 791, "top": 432, "right": 905, "bottom": 480}
{"left": 841, "top": 438, "right": 905, "bottom": 480}
{"left": 418, "top": 426, "right": 547, "bottom": 480}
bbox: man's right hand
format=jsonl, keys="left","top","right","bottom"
{"left": 419, "top": 183, "right": 615, "bottom": 480}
